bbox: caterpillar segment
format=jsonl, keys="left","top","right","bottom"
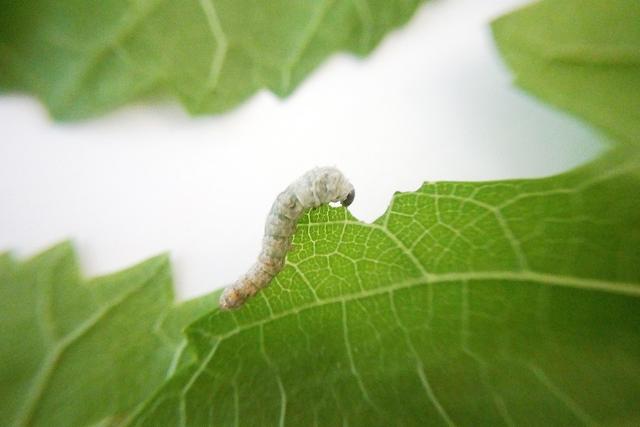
{"left": 219, "top": 167, "right": 355, "bottom": 310}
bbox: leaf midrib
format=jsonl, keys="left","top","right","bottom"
{"left": 14, "top": 262, "right": 167, "bottom": 427}
{"left": 169, "top": 267, "right": 638, "bottom": 427}
{"left": 199, "top": 268, "right": 640, "bottom": 345}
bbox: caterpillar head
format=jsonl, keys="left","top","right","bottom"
{"left": 319, "top": 167, "right": 355, "bottom": 207}
{"left": 341, "top": 188, "right": 355, "bottom": 207}
{"left": 318, "top": 167, "right": 356, "bottom": 207}
{"left": 291, "top": 167, "right": 355, "bottom": 209}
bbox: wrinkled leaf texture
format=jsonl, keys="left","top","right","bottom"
{"left": 0, "top": 0, "right": 425, "bottom": 120}
{"left": 1, "top": 0, "right": 639, "bottom": 426}
{"left": 130, "top": 0, "right": 640, "bottom": 425}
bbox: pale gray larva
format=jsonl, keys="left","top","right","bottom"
{"left": 219, "top": 167, "right": 355, "bottom": 310}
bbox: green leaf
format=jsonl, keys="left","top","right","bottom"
{"left": 128, "top": 145, "right": 640, "bottom": 426}
{"left": 3, "top": 0, "right": 640, "bottom": 425}
{"left": 0, "top": 0, "right": 425, "bottom": 121}
{"left": 491, "top": 0, "right": 640, "bottom": 145}
{"left": 125, "top": 0, "right": 640, "bottom": 425}
{"left": 0, "top": 243, "right": 217, "bottom": 427}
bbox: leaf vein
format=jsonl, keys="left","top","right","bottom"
{"left": 15, "top": 262, "right": 166, "bottom": 427}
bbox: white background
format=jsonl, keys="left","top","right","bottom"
{"left": 0, "top": 0, "right": 602, "bottom": 300}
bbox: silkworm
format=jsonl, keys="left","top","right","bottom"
{"left": 219, "top": 167, "right": 355, "bottom": 310}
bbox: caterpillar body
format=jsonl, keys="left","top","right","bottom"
{"left": 219, "top": 167, "right": 355, "bottom": 310}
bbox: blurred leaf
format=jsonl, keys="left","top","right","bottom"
{"left": 2, "top": 0, "right": 640, "bottom": 426}
{"left": 492, "top": 0, "right": 640, "bottom": 145}
{"left": 127, "top": 0, "right": 640, "bottom": 425}
{"left": 0, "top": 0, "right": 425, "bottom": 120}
{"left": 0, "top": 243, "right": 217, "bottom": 427}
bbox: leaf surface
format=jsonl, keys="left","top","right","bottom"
{"left": 0, "top": 243, "right": 217, "bottom": 427}
{"left": 126, "top": 0, "right": 640, "bottom": 424}
{"left": 0, "top": 0, "right": 425, "bottom": 120}
{"left": 492, "top": 0, "right": 640, "bottom": 144}
{"left": 129, "top": 146, "right": 640, "bottom": 426}
{"left": 2, "top": 0, "right": 640, "bottom": 426}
